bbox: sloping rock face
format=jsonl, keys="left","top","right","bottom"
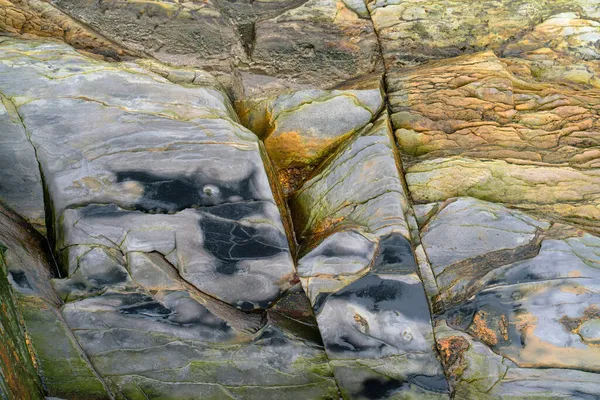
{"left": 1, "top": 0, "right": 600, "bottom": 399}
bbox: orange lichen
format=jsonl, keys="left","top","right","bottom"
{"left": 500, "top": 314, "right": 509, "bottom": 341}
{"left": 468, "top": 310, "right": 498, "bottom": 346}
{"left": 278, "top": 166, "right": 315, "bottom": 196}
{"left": 266, "top": 131, "right": 335, "bottom": 169}
{"left": 559, "top": 305, "right": 600, "bottom": 333}
{"left": 353, "top": 313, "right": 369, "bottom": 333}
{"left": 310, "top": 216, "right": 345, "bottom": 240}
{"left": 437, "top": 336, "right": 469, "bottom": 367}
{"left": 516, "top": 325, "right": 600, "bottom": 370}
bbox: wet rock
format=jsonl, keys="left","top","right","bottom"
{"left": 0, "top": 37, "right": 339, "bottom": 399}
{"left": 2, "top": 0, "right": 600, "bottom": 396}
{"left": 0, "top": 38, "right": 295, "bottom": 309}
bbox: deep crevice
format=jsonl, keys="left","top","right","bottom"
{"left": 363, "top": 3, "right": 453, "bottom": 396}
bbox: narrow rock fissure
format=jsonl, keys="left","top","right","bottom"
{"left": 363, "top": 3, "right": 454, "bottom": 396}
{"left": 0, "top": 92, "right": 62, "bottom": 279}
{"left": 0, "top": 91, "right": 119, "bottom": 399}
{"left": 238, "top": 101, "right": 344, "bottom": 398}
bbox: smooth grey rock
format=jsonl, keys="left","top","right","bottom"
{"left": 0, "top": 38, "right": 295, "bottom": 309}
{"left": 0, "top": 38, "right": 339, "bottom": 399}
{"left": 488, "top": 368, "right": 600, "bottom": 399}
{"left": 292, "top": 113, "right": 448, "bottom": 398}
{"left": 297, "top": 230, "right": 377, "bottom": 277}
{"left": 579, "top": 319, "right": 600, "bottom": 345}
{"left": 422, "top": 197, "right": 549, "bottom": 277}
{"left": 422, "top": 199, "right": 600, "bottom": 393}
{"left": 0, "top": 95, "right": 45, "bottom": 231}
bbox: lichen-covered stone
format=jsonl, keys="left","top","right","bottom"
{"left": 420, "top": 197, "right": 600, "bottom": 396}
{"left": 386, "top": 38, "right": 600, "bottom": 234}
{"left": 367, "top": 0, "right": 600, "bottom": 69}
{"left": 2, "top": 0, "right": 600, "bottom": 396}
{"left": 238, "top": 87, "right": 384, "bottom": 194}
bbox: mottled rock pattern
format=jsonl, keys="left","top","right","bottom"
{"left": 290, "top": 112, "right": 449, "bottom": 398}
{"left": 0, "top": 38, "right": 336, "bottom": 399}
{"left": 0, "top": 203, "right": 109, "bottom": 399}
{"left": 2, "top": 0, "right": 600, "bottom": 398}
{"left": 420, "top": 198, "right": 600, "bottom": 398}
{"left": 0, "top": 38, "right": 295, "bottom": 309}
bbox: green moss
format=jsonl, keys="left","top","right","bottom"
{"left": 0, "top": 252, "right": 44, "bottom": 399}
{"left": 18, "top": 297, "right": 110, "bottom": 400}
{"left": 292, "top": 354, "right": 334, "bottom": 378}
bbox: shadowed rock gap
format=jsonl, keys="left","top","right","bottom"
{"left": 0, "top": 91, "right": 61, "bottom": 277}
{"left": 358, "top": 3, "right": 454, "bottom": 396}
{"left": 0, "top": 202, "right": 116, "bottom": 399}
{"left": 237, "top": 92, "right": 345, "bottom": 399}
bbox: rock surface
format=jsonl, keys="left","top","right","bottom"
{"left": 1, "top": 0, "right": 600, "bottom": 399}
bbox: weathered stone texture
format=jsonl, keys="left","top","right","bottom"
{"left": 0, "top": 38, "right": 336, "bottom": 399}
{"left": 419, "top": 197, "right": 600, "bottom": 398}
{"left": 289, "top": 111, "right": 449, "bottom": 398}
{"left": 2, "top": 0, "right": 600, "bottom": 398}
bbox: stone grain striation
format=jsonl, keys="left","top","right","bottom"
{"left": 1, "top": 0, "right": 600, "bottom": 399}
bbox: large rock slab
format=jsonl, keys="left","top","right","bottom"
{"left": 386, "top": 49, "right": 600, "bottom": 233}
{"left": 247, "top": 0, "right": 382, "bottom": 96}
{"left": 406, "top": 157, "right": 600, "bottom": 233}
{"left": 367, "top": 0, "right": 600, "bottom": 69}
{"left": 0, "top": 38, "right": 295, "bottom": 310}
{"left": 0, "top": 37, "right": 340, "bottom": 399}
{"left": 419, "top": 197, "right": 600, "bottom": 397}
{"left": 387, "top": 51, "right": 600, "bottom": 165}
{"left": 291, "top": 112, "right": 449, "bottom": 399}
